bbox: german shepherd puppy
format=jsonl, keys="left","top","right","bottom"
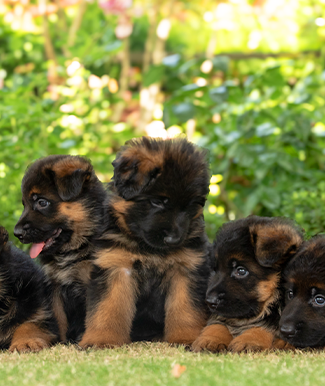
{"left": 192, "top": 216, "right": 303, "bottom": 352}
{"left": 79, "top": 137, "right": 211, "bottom": 348}
{"left": 0, "top": 226, "right": 59, "bottom": 352}
{"left": 279, "top": 236, "right": 325, "bottom": 348}
{"left": 14, "top": 155, "right": 107, "bottom": 343}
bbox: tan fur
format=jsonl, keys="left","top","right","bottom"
{"left": 228, "top": 327, "right": 274, "bottom": 352}
{"left": 110, "top": 198, "right": 134, "bottom": 232}
{"left": 9, "top": 322, "right": 54, "bottom": 353}
{"left": 58, "top": 202, "right": 94, "bottom": 251}
{"left": 121, "top": 146, "right": 164, "bottom": 174}
{"left": 28, "top": 187, "right": 41, "bottom": 196}
{"left": 273, "top": 338, "right": 296, "bottom": 350}
{"left": 51, "top": 158, "right": 89, "bottom": 178}
{"left": 257, "top": 273, "right": 279, "bottom": 302}
{"left": 192, "top": 324, "right": 233, "bottom": 352}
{"left": 251, "top": 223, "right": 302, "bottom": 262}
{"left": 43, "top": 260, "right": 92, "bottom": 286}
{"left": 52, "top": 290, "right": 68, "bottom": 342}
{"left": 96, "top": 248, "right": 135, "bottom": 270}
{"left": 79, "top": 268, "right": 138, "bottom": 348}
{"left": 164, "top": 270, "right": 207, "bottom": 345}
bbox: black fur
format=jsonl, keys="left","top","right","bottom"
{"left": 279, "top": 235, "right": 325, "bottom": 348}
{"left": 0, "top": 226, "right": 59, "bottom": 352}
{"left": 14, "top": 155, "right": 107, "bottom": 343}
{"left": 80, "top": 137, "right": 211, "bottom": 348}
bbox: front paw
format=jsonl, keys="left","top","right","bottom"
{"left": 9, "top": 338, "right": 49, "bottom": 353}
{"left": 79, "top": 331, "right": 130, "bottom": 349}
{"left": 273, "top": 338, "right": 296, "bottom": 351}
{"left": 191, "top": 325, "right": 233, "bottom": 352}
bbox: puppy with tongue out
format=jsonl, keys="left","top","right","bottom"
{"left": 14, "top": 155, "right": 107, "bottom": 344}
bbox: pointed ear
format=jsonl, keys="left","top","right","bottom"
{"left": 249, "top": 219, "right": 303, "bottom": 268}
{"left": 112, "top": 145, "right": 162, "bottom": 200}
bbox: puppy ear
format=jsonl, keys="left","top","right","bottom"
{"left": 249, "top": 219, "right": 303, "bottom": 268}
{"left": 112, "top": 142, "right": 162, "bottom": 200}
{"left": 53, "top": 169, "right": 91, "bottom": 201}
{"left": 47, "top": 157, "right": 92, "bottom": 201}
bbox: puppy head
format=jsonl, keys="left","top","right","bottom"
{"left": 110, "top": 137, "right": 209, "bottom": 250}
{"left": 279, "top": 236, "right": 325, "bottom": 348}
{"left": 206, "top": 216, "right": 303, "bottom": 320}
{"left": 14, "top": 155, "right": 106, "bottom": 258}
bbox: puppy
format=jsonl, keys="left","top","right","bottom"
{"left": 279, "top": 236, "right": 325, "bottom": 348}
{"left": 0, "top": 226, "right": 59, "bottom": 352}
{"left": 14, "top": 155, "right": 107, "bottom": 343}
{"left": 192, "top": 216, "right": 303, "bottom": 353}
{"left": 79, "top": 137, "right": 211, "bottom": 348}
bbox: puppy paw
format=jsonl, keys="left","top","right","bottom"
{"left": 0, "top": 227, "right": 9, "bottom": 249}
{"left": 79, "top": 331, "right": 130, "bottom": 349}
{"left": 273, "top": 338, "right": 296, "bottom": 351}
{"left": 191, "top": 324, "right": 233, "bottom": 353}
{"left": 9, "top": 338, "right": 49, "bottom": 353}
{"left": 228, "top": 327, "right": 274, "bottom": 353}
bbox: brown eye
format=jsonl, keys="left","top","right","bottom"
{"left": 150, "top": 198, "right": 168, "bottom": 209}
{"left": 233, "top": 266, "right": 249, "bottom": 278}
{"left": 37, "top": 199, "right": 49, "bottom": 208}
{"left": 314, "top": 295, "right": 325, "bottom": 306}
{"left": 287, "top": 290, "right": 294, "bottom": 300}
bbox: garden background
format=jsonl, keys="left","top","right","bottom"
{"left": 1, "top": 1, "right": 325, "bottom": 385}
{"left": 2, "top": 0, "right": 325, "bottom": 245}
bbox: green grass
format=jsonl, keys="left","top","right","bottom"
{"left": 0, "top": 343, "right": 324, "bottom": 386}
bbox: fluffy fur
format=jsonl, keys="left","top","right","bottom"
{"left": 192, "top": 216, "right": 303, "bottom": 353}
{"left": 79, "top": 137, "right": 211, "bottom": 348}
{"left": 14, "top": 155, "right": 107, "bottom": 342}
{"left": 0, "top": 226, "right": 59, "bottom": 352}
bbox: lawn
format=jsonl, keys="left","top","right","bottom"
{"left": 0, "top": 343, "right": 324, "bottom": 386}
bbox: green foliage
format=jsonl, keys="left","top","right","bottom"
{"left": 1, "top": 1, "right": 325, "bottom": 247}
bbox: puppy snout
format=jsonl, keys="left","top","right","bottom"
{"left": 14, "top": 223, "right": 30, "bottom": 241}
{"left": 280, "top": 322, "right": 297, "bottom": 338}
{"left": 206, "top": 292, "right": 225, "bottom": 310}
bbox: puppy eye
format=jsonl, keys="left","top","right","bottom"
{"left": 314, "top": 295, "right": 325, "bottom": 307}
{"left": 287, "top": 290, "right": 294, "bottom": 300}
{"left": 37, "top": 199, "right": 49, "bottom": 208}
{"left": 233, "top": 266, "right": 249, "bottom": 278}
{"left": 150, "top": 198, "right": 167, "bottom": 208}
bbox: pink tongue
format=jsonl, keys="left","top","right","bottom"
{"left": 30, "top": 242, "right": 45, "bottom": 259}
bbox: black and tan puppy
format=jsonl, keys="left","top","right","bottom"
{"left": 79, "top": 137, "right": 211, "bottom": 348}
{"left": 0, "top": 226, "right": 59, "bottom": 352}
{"left": 192, "top": 216, "right": 303, "bottom": 353}
{"left": 14, "top": 155, "right": 107, "bottom": 343}
{"left": 279, "top": 236, "right": 325, "bottom": 348}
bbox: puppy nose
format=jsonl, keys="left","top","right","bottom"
{"left": 14, "top": 223, "right": 29, "bottom": 240}
{"left": 280, "top": 322, "right": 296, "bottom": 338}
{"left": 164, "top": 235, "right": 181, "bottom": 246}
{"left": 13, "top": 226, "right": 23, "bottom": 239}
{"left": 206, "top": 292, "right": 225, "bottom": 308}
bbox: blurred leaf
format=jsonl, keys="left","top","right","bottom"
{"left": 143, "top": 65, "right": 165, "bottom": 87}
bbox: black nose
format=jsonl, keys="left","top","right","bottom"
{"left": 280, "top": 322, "right": 297, "bottom": 338}
{"left": 14, "top": 223, "right": 29, "bottom": 240}
{"left": 206, "top": 292, "right": 225, "bottom": 309}
{"left": 164, "top": 235, "right": 181, "bottom": 246}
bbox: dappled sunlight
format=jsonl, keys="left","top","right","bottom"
{"left": 0, "top": 0, "right": 325, "bottom": 241}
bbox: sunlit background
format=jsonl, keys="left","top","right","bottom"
{"left": 1, "top": 0, "right": 325, "bottom": 243}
